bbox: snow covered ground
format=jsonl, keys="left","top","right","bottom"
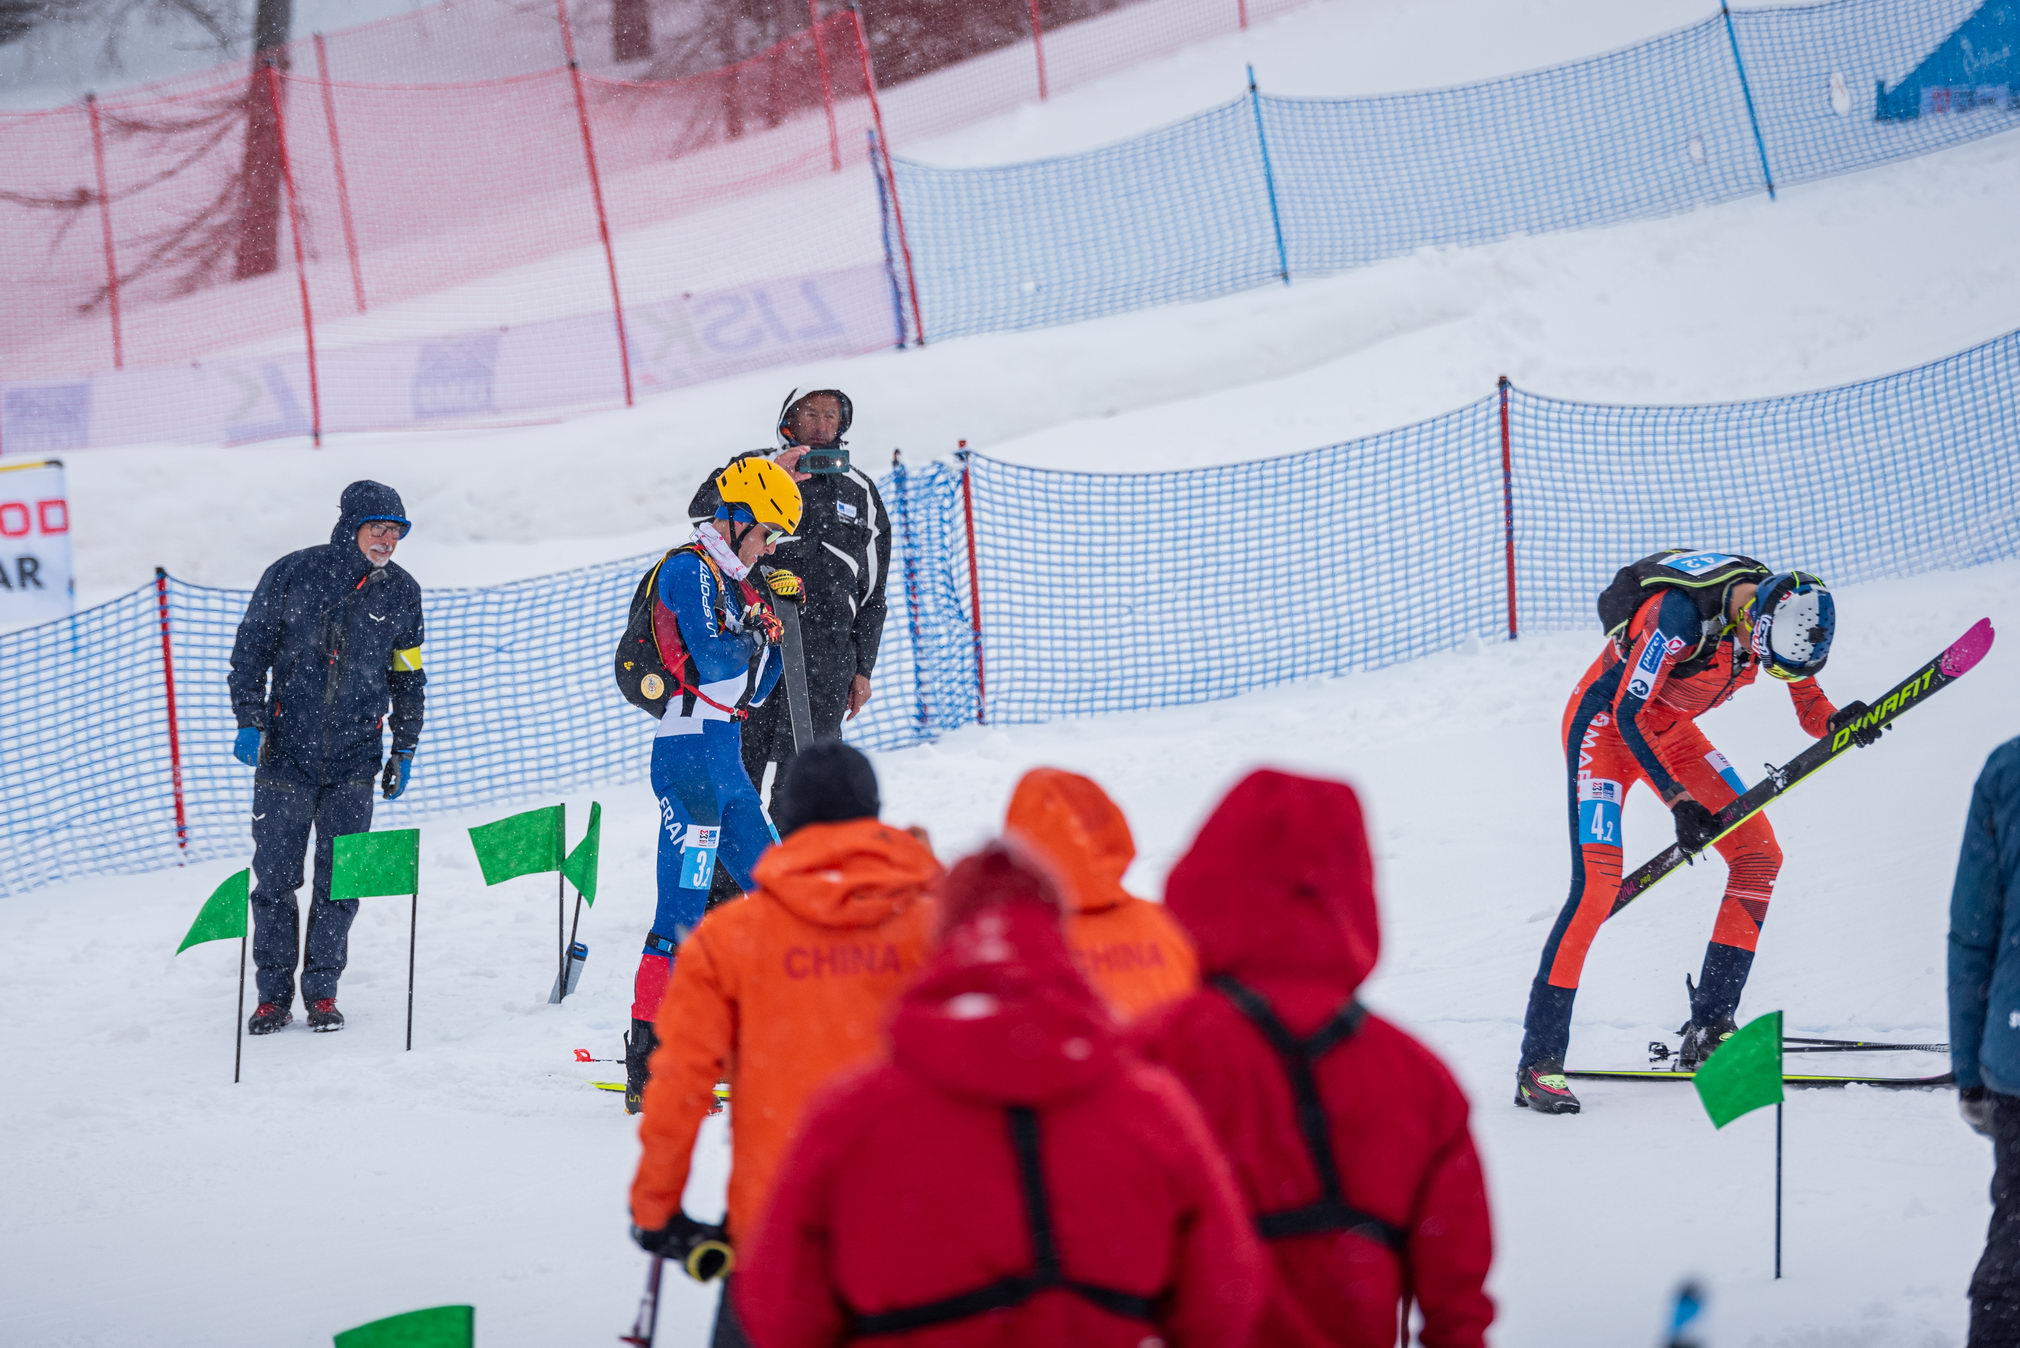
{"left": 2, "top": 561, "right": 2008, "bottom": 1346}
{"left": 5, "top": 0, "right": 2017, "bottom": 1343}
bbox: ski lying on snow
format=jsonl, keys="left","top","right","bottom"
{"left": 1649, "top": 1034, "right": 1947, "bottom": 1062}
{"left": 1566, "top": 1066, "right": 1954, "bottom": 1088}
{"left": 592, "top": 1081, "right": 730, "bottom": 1101}
{"left": 1609, "top": 618, "right": 1996, "bottom": 919}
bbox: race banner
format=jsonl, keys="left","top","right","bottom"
{"left": 0, "top": 460, "right": 74, "bottom": 630}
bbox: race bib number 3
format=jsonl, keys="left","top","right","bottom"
{"left": 679, "top": 825, "right": 721, "bottom": 890}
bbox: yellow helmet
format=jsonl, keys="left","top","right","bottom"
{"left": 713, "top": 457, "right": 802, "bottom": 537}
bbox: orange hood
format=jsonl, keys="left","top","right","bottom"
{"left": 751, "top": 817, "right": 943, "bottom": 930}
{"left": 1004, "top": 767, "right": 1136, "bottom": 915}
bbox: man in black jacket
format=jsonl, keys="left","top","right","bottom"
{"left": 687, "top": 390, "right": 891, "bottom": 806}
{"left": 229, "top": 480, "right": 426, "bottom": 1034}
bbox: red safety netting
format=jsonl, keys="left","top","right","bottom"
{"left": 0, "top": 0, "right": 1306, "bottom": 450}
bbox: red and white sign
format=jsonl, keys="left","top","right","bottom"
{"left": 0, "top": 460, "right": 73, "bottom": 630}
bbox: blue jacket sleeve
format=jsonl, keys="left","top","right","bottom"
{"left": 228, "top": 556, "right": 291, "bottom": 730}
{"left": 1610, "top": 590, "right": 1697, "bottom": 802}
{"left": 657, "top": 551, "right": 761, "bottom": 685}
{"left": 1950, "top": 740, "right": 2020, "bottom": 1092}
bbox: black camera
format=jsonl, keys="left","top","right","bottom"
{"left": 799, "top": 448, "right": 850, "bottom": 475}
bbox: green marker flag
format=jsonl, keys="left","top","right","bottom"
{"left": 1694, "top": 1010, "right": 1785, "bottom": 1128}
{"left": 178, "top": 868, "right": 249, "bottom": 954}
{"left": 468, "top": 805, "right": 564, "bottom": 886}
{"left": 562, "top": 801, "right": 601, "bottom": 905}
{"left": 332, "top": 828, "right": 421, "bottom": 900}
{"left": 333, "top": 1304, "right": 473, "bottom": 1348}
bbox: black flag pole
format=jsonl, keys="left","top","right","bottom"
{"left": 406, "top": 874, "right": 419, "bottom": 1053}
{"left": 233, "top": 924, "right": 248, "bottom": 1084}
{"left": 1774, "top": 1100, "right": 1784, "bottom": 1279}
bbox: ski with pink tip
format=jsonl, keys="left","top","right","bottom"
{"left": 1609, "top": 619, "right": 1996, "bottom": 919}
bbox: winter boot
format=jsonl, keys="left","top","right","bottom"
{"left": 625, "top": 1018, "right": 659, "bottom": 1115}
{"left": 248, "top": 1002, "right": 293, "bottom": 1035}
{"left": 1514, "top": 1060, "right": 1582, "bottom": 1114}
{"left": 307, "top": 999, "right": 345, "bottom": 1032}
{"left": 1678, "top": 1017, "right": 1739, "bottom": 1070}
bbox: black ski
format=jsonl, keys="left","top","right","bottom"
{"left": 763, "top": 566, "right": 815, "bottom": 753}
{"left": 1566, "top": 1066, "right": 1954, "bottom": 1088}
{"left": 1609, "top": 619, "right": 1995, "bottom": 919}
{"left": 1649, "top": 1035, "right": 1947, "bottom": 1063}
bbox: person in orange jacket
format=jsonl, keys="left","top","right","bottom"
{"left": 1005, "top": 767, "right": 1198, "bottom": 1021}
{"left": 629, "top": 740, "right": 941, "bottom": 1347}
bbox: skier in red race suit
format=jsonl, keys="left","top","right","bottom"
{"left": 1516, "top": 551, "right": 1884, "bottom": 1115}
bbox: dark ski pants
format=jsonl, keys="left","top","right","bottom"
{"left": 249, "top": 775, "right": 375, "bottom": 1007}
{"left": 1972, "top": 1093, "right": 2020, "bottom": 1346}
{"left": 711, "top": 1275, "right": 751, "bottom": 1348}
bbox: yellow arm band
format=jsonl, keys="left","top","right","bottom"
{"left": 391, "top": 646, "right": 423, "bottom": 672}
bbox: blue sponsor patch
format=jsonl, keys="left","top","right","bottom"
{"left": 1638, "top": 629, "right": 1670, "bottom": 675}
{"left": 1664, "top": 552, "right": 1740, "bottom": 576}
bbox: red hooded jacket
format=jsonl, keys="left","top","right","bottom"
{"left": 1135, "top": 770, "right": 1494, "bottom": 1348}
{"left": 736, "top": 844, "right": 1266, "bottom": 1348}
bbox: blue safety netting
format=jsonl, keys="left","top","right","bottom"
{"left": 4, "top": 327, "right": 2015, "bottom": 900}
{"left": 891, "top": 0, "right": 2020, "bottom": 340}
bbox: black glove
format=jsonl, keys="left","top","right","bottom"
{"left": 1829, "top": 700, "right": 1887, "bottom": 749}
{"left": 632, "top": 1213, "right": 735, "bottom": 1282}
{"left": 1671, "top": 798, "right": 1721, "bottom": 854}
{"left": 1962, "top": 1087, "right": 1994, "bottom": 1137}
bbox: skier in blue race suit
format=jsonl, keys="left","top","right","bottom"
{"left": 626, "top": 458, "right": 804, "bottom": 1110}
{"left": 229, "top": 480, "right": 425, "bottom": 1036}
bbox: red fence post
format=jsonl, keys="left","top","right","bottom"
{"left": 84, "top": 95, "right": 124, "bottom": 369}
{"left": 1237, "top": 0, "right": 1250, "bottom": 29}
{"left": 558, "top": 0, "right": 636, "bottom": 408}
{"left": 1026, "top": 0, "right": 1050, "bottom": 100}
{"left": 957, "top": 443, "right": 988, "bottom": 725}
{"left": 312, "top": 34, "right": 368, "bottom": 314}
{"left": 263, "top": 64, "right": 323, "bottom": 446}
{"left": 154, "top": 568, "right": 190, "bottom": 858}
{"left": 1498, "top": 375, "right": 1517, "bottom": 641}
{"left": 809, "top": 0, "right": 841, "bottom": 172}
{"left": 850, "top": 5, "right": 926, "bottom": 345}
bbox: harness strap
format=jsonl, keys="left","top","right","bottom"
{"left": 848, "top": 1107, "right": 1158, "bottom": 1336}
{"left": 1210, "top": 975, "right": 1407, "bottom": 1253}
{"left": 652, "top": 545, "right": 766, "bottom": 721}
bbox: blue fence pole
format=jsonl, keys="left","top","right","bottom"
{"left": 867, "top": 129, "right": 910, "bottom": 347}
{"left": 1720, "top": 1, "right": 1777, "bottom": 201}
{"left": 1247, "top": 65, "right": 1291, "bottom": 285}
{"left": 889, "top": 449, "right": 932, "bottom": 736}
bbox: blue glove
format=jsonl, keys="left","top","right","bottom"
{"left": 233, "top": 727, "right": 261, "bottom": 767}
{"left": 381, "top": 750, "right": 413, "bottom": 801}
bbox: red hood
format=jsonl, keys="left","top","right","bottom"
{"left": 1003, "top": 767, "right": 1136, "bottom": 914}
{"left": 889, "top": 844, "right": 1117, "bottom": 1107}
{"left": 1163, "top": 769, "right": 1379, "bottom": 992}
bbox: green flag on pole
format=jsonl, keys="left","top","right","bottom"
{"left": 1694, "top": 1010, "right": 1785, "bottom": 1128}
{"left": 331, "top": 829, "right": 421, "bottom": 900}
{"left": 468, "top": 805, "right": 564, "bottom": 886}
{"left": 333, "top": 1304, "right": 474, "bottom": 1348}
{"left": 177, "top": 869, "right": 249, "bottom": 953}
{"left": 562, "top": 802, "right": 601, "bottom": 905}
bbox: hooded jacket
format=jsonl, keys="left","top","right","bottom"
{"left": 1005, "top": 768, "right": 1198, "bottom": 1021}
{"left": 228, "top": 481, "right": 425, "bottom": 785}
{"left": 1135, "top": 770, "right": 1493, "bottom": 1348}
{"left": 631, "top": 817, "right": 941, "bottom": 1239}
{"left": 1950, "top": 737, "right": 2020, "bottom": 1095}
{"left": 736, "top": 845, "right": 1265, "bottom": 1348}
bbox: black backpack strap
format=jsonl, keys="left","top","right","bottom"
{"left": 849, "top": 1107, "right": 1157, "bottom": 1336}
{"left": 1211, "top": 976, "right": 1407, "bottom": 1252}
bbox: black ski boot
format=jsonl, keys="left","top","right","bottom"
{"left": 307, "top": 999, "right": 345, "bottom": 1032}
{"left": 248, "top": 1001, "right": 293, "bottom": 1035}
{"left": 1678, "top": 1017, "right": 1739, "bottom": 1070}
{"left": 1514, "top": 1060, "right": 1581, "bottom": 1114}
{"left": 625, "top": 1018, "right": 658, "bottom": 1115}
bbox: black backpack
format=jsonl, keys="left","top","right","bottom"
{"left": 1596, "top": 550, "right": 1769, "bottom": 677}
{"left": 614, "top": 547, "right": 685, "bottom": 718}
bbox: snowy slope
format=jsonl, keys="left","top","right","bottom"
{"left": 1, "top": 562, "right": 2008, "bottom": 1346}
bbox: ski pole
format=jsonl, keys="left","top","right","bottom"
{"left": 620, "top": 1255, "right": 664, "bottom": 1347}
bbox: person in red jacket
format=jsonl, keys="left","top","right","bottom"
{"left": 1136, "top": 769, "right": 1494, "bottom": 1348}
{"left": 735, "top": 842, "right": 1266, "bottom": 1348}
